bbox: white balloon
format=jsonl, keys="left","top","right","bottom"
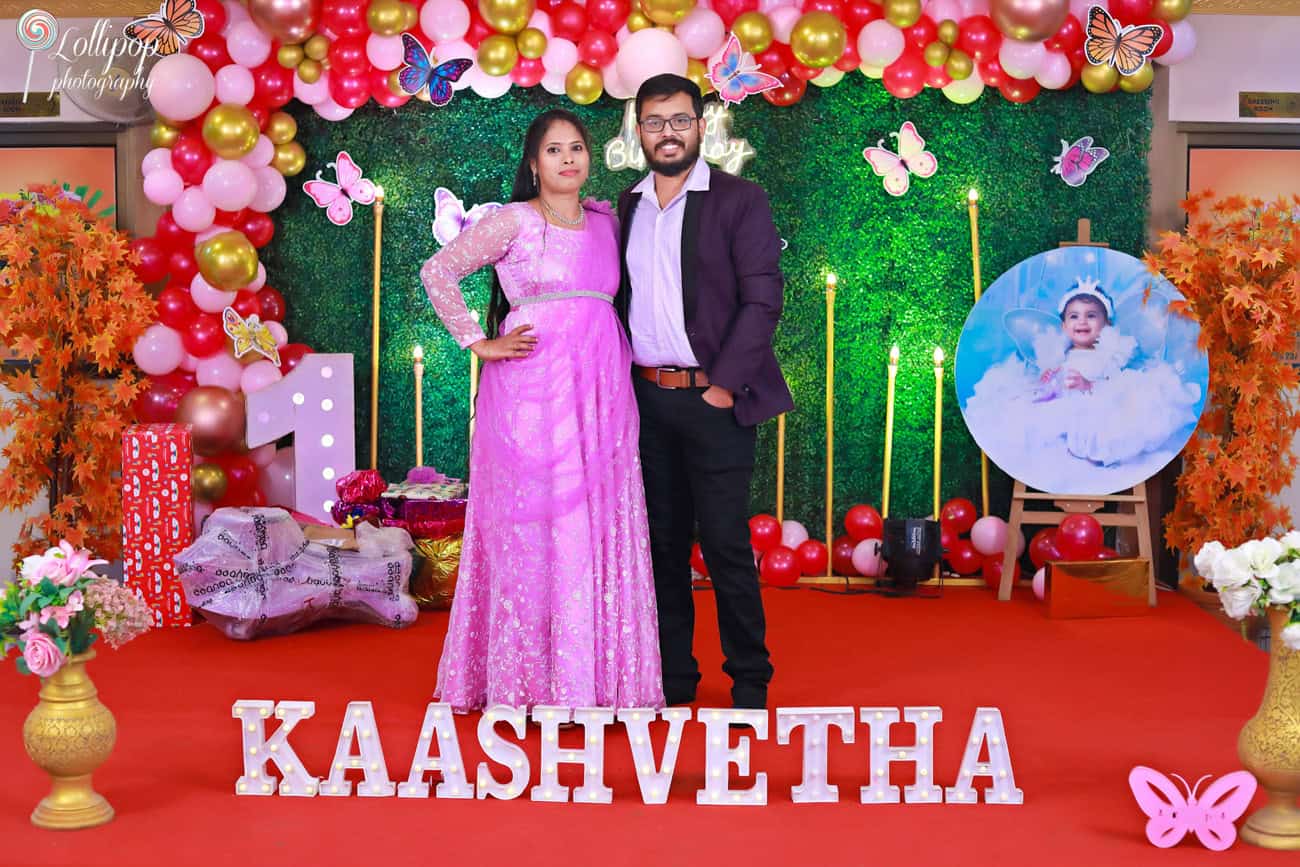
{"left": 540, "top": 69, "right": 566, "bottom": 95}
{"left": 215, "top": 64, "right": 256, "bottom": 105}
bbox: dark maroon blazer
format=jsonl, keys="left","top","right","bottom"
{"left": 616, "top": 166, "right": 794, "bottom": 428}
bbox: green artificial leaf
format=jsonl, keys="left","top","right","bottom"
{"left": 68, "top": 610, "right": 93, "bottom": 654}
{"left": 16, "top": 656, "right": 30, "bottom": 676}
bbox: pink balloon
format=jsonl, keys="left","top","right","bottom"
{"left": 247, "top": 262, "right": 267, "bottom": 292}
{"left": 527, "top": 9, "right": 552, "bottom": 35}
{"left": 925, "top": 0, "right": 962, "bottom": 21}
{"left": 970, "top": 516, "right": 1010, "bottom": 557}
{"left": 1035, "top": 49, "right": 1071, "bottom": 88}
{"left": 147, "top": 53, "right": 215, "bottom": 121}
{"left": 433, "top": 40, "right": 475, "bottom": 90}
{"left": 195, "top": 223, "right": 234, "bottom": 244}
{"left": 258, "top": 446, "right": 296, "bottom": 508}
{"left": 858, "top": 20, "right": 905, "bottom": 67}
{"left": 194, "top": 499, "right": 215, "bottom": 532}
{"left": 540, "top": 69, "right": 566, "bottom": 95}
{"left": 173, "top": 186, "right": 216, "bottom": 232}
{"left": 603, "top": 58, "right": 633, "bottom": 98}
{"left": 1032, "top": 567, "right": 1046, "bottom": 600}
{"left": 142, "top": 147, "right": 173, "bottom": 175}
{"left": 132, "top": 324, "right": 186, "bottom": 375}
{"left": 249, "top": 442, "right": 277, "bottom": 467}
{"left": 226, "top": 21, "right": 272, "bottom": 68}
{"left": 780, "top": 520, "right": 809, "bottom": 548}
{"left": 1155, "top": 19, "right": 1195, "bottom": 66}
{"left": 851, "top": 538, "right": 884, "bottom": 577}
{"left": 1067, "top": 0, "right": 1100, "bottom": 17}
{"left": 366, "top": 33, "right": 405, "bottom": 70}
{"left": 215, "top": 64, "right": 256, "bottom": 104}
{"left": 240, "top": 359, "right": 283, "bottom": 394}
{"left": 266, "top": 319, "right": 289, "bottom": 347}
{"left": 221, "top": 0, "right": 251, "bottom": 33}
{"left": 241, "top": 134, "right": 275, "bottom": 168}
{"left": 759, "top": 0, "right": 785, "bottom": 10}
{"left": 615, "top": 28, "right": 688, "bottom": 92}
{"left": 179, "top": 352, "right": 200, "bottom": 372}
{"left": 313, "top": 97, "right": 355, "bottom": 121}
{"left": 190, "top": 272, "right": 239, "bottom": 313}
{"left": 294, "top": 69, "right": 330, "bottom": 104}
{"left": 998, "top": 38, "right": 1046, "bottom": 79}
{"left": 143, "top": 167, "right": 185, "bottom": 205}
{"left": 962, "top": 0, "right": 991, "bottom": 13}
{"left": 542, "top": 37, "right": 579, "bottom": 75}
{"left": 421, "top": 0, "right": 470, "bottom": 42}
{"left": 195, "top": 351, "right": 244, "bottom": 390}
{"left": 675, "top": 8, "right": 725, "bottom": 59}
{"left": 769, "top": 6, "right": 802, "bottom": 44}
{"left": 202, "top": 159, "right": 257, "bottom": 212}
{"left": 468, "top": 67, "right": 513, "bottom": 98}
{"left": 249, "top": 165, "right": 287, "bottom": 212}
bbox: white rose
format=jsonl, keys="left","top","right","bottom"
{"left": 1281, "top": 621, "right": 1300, "bottom": 652}
{"left": 1270, "top": 561, "right": 1300, "bottom": 605}
{"left": 1282, "top": 530, "right": 1300, "bottom": 553}
{"left": 1211, "top": 547, "right": 1255, "bottom": 589}
{"left": 1194, "top": 541, "right": 1226, "bottom": 581}
{"left": 1242, "top": 538, "right": 1284, "bottom": 581}
{"left": 1220, "top": 583, "right": 1262, "bottom": 619}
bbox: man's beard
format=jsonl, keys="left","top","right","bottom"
{"left": 644, "top": 136, "right": 700, "bottom": 176}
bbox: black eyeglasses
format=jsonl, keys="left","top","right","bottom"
{"left": 639, "top": 114, "right": 699, "bottom": 133}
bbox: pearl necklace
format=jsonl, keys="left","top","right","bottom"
{"left": 540, "top": 197, "right": 584, "bottom": 227}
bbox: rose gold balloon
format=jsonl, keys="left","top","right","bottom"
{"left": 248, "top": 0, "right": 322, "bottom": 44}
{"left": 176, "top": 386, "right": 247, "bottom": 456}
{"left": 989, "top": 0, "right": 1068, "bottom": 42}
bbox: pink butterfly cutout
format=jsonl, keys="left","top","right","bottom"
{"left": 862, "top": 121, "right": 938, "bottom": 197}
{"left": 1128, "top": 766, "right": 1257, "bottom": 851}
{"left": 1052, "top": 136, "right": 1109, "bottom": 188}
{"left": 708, "top": 33, "right": 781, "bottom": 106}
{"left": 303, "top": 151, "right": 377, "bottom": 227}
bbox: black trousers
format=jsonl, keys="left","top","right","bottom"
{"left": 634, "top": 376, "right": 773, "bottom": 707}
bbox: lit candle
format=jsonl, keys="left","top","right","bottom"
{"left": 933, "top": 346, "right": 944, "bottom": 520}
{"left": 824, "top": 272, "right": 837, "bottom": 567}
{"left": 413, "top": 345, "right": 424, "bottom": 468}
{"left": 882, "top": 344, "right": 899, "bottom": 518}
{"left": 469, "top": 311, "right": 480, "bottom": 446}
{"left": 968, "top": 188, "right": 990, "bottom": 517}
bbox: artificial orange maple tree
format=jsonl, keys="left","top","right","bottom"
{"left": 0, "top": 186, "right": 154, "bottom": 562}
{"left": 1146, "top": 192, "right": 1300, "bottom": 563}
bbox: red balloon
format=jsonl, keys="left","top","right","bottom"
{"left": 170, "top": 130, "right": 213, "bottom": 186}
{"left": 156, "top": 211, "right": 195, "bottom": 251}
{"left": 999, "top": 75, "right": 1040, "bottom": 103}
{"left": 328, "top": 35, "right": 368, "bottom": 77}
{"left": 256, "top": 286, "right": 287, "bottom": 322}
{"left": 761, "top": 69, "right": 806, "bottom": 106}
{"left": 749, "top": 513, "right": 782, "bottom": 553}
{"left": 795, "top": 539, "right": 829, "bottom": 576}
{"left": 329, "top": 72, "right": 371, "bottom": 109}
{"left": 464, "top": 6, "right": 493, "bottom": 46}
{"left": 789, "top": 62, "right": 822, "bottom": 81}
{"left": 940, "top": 523, "right": 956, "bottom": 553}
{"left": 844, "top": 0, "right": 883, "bottom": 33}
{"left": 168, "top": 247, "right": 199, "bottom": 285}
{"left": 1109, "top": 0, "right": 1152, "bottom": 21}
{"left": 903, "top": 15, "right": 937, "bottom": 50}
{"left": 690, "top": 541, "right": 710, "bottom": 577}
{"left": 278, "top": 343, "right": 312, "bottom": 374}
{"left": 551, "top": 3, "right": 589, "bottom": 40}
{"left": 195, "top": 0, "right": 226, "bottom": 33}
{"left": 882, "top": 49, "right": 927, "bottom": 98}
{"left": 253, "top": 60, "right": 295, "bottom": 108}
{"left": 322, "top": 0, "right": 368, "bottom": 36}
{"left": 588, "top": 0, "right": 630, "bottom": 31}
{"left": 712, "top": 0, "right": 758, "bottom": 27}
{"left": 184, "top": 313, "right": 227, "bottom": 357}
{"left": 130, "top": 237, "right": 169, "bottom": 283}
{"left": 1045, "top": 14, "right": 1083, "bottom": 52}
{"left": 1057, "top": 514, "right": 1103, "bottom": 560}
{"left": 157, "top": 286, "right": 200, "bottom": 330}
{"left": 190, "top": 34, "right": 231, "bottom": 72}
{"left": 831, "top": 535, "right": 859, "bottom": 575}
{"left": 755, "top": 46, "right": 789, "bottom": 76}
{"left": 803, "top": 0, "right": 844, "bottom": 16}
{"left": 1028, "top": 528, "right": 1061, "bottom": 569}
{"left": 958, "top": 14, "right": 1002, "bottom": 61}
{"left": 238, "top": 212, "right": 275, "bottom": 248}
{"left": 981, "top": 554, "right": 1021, "bottom": 591}
{"left": 834, "top": 38, "right": 861, "bottom": 71}
{"left": 945, "top": 538, "right": 982, "bottom": 575}
{"left": 977, "top": 55, "right": 1005, "bottom": 86}
{"left": 844, "top": 504, "right": 883, "bottom": 542}
{"left": 760, "top": 546, "right": 801, "bottom": 588}
{"left": 510, "top": 56, "right": 545, "bottom": 87}
{"left": 248, "top": 104, "right": 269, "bottom": 130}
{"left": 370, "top": 67, "right": 411, "bottom": 107}
{"left": 1096, "top": 546, "right": 1121, "bottom": 561}
{"left": 134, "top": 371, "right": 194, "bottom": 423}
{"left": 940, "top": 497, "right": 978, "bottom": 534}
{"left": 1146, "top": 16, "right": 1173, "bottom": 56}
{"left": 215, "top": 453, "right": 259, "bottom": 500}
{"left": 925, "top": 62, "right": 952, "bottom": 88}
{"left": 578, "top": 29, "right": 618, "bottom": 68}
{"left": 232, "top": 290, "right": 261, "bottom": 319}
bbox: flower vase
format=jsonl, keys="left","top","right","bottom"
{"left": 1238, "top": 607, "right": 1300, "bottom": 849}
{"left": 21, "top": 650, "right": 116, "bottom": 830}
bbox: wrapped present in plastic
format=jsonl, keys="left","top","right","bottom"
{"left": 176, "top": 507, "right": 418, "bottom": 640}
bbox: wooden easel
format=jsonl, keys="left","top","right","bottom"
{"left": 995, "top": 219, "right": 1156, "bottom": 604}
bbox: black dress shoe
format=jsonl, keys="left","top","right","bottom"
{"left": 663, "top": 690, "right": 696, "bottom": 706}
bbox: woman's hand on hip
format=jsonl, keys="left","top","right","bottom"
{"left": 470, "top": 324, "right": 537, "bottom": 361}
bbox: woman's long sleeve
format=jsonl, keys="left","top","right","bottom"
{"left": 419, "top": 206, "right": 520, "bottom": 349}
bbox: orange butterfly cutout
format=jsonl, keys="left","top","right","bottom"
{"left": 126, "top": 0, "right": 205, "bottom": 57}
{"left": 1084, "top": 5, "right": 1163, "bottom": 76}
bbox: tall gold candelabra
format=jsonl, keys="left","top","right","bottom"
{"left": 968, "top": 188, "right": 990, "bottom": 516}
{"left": 370, "top": 185, "right": 385, "bottom": 470}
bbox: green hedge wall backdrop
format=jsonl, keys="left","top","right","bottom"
{"left": 267, "top": 76, "right": 1151, "bottom": 531}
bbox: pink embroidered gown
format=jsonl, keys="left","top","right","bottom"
{"left": 419, "top": 200, "right": 664, "bottom": 711}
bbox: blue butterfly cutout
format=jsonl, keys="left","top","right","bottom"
{"left": 398, "top": 33, "right": 473, "bottom": 105}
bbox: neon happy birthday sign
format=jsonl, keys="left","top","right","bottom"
{"left": 232, "top": 702, "right": 1023, "bottom": 806}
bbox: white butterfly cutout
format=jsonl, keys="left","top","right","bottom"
{"left": 303, "top": 151, "right": 376, "bottom": 227}
{"left": 862, "top": 121, "right": 938, "bottom": 197}
{"left": 431, "top": 187, "right": 503, "bottom": 246}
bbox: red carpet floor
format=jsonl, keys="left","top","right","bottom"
{"left": 0, "top": 586, "right": 1284, "bottom": 865}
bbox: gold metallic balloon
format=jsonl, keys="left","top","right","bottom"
{"left": 247, "top": 0, "right": 321, "bottom": 43}
{"left": 197, "top": 231, "right": 259, "bottom": 292}
{"left": 277, "top": 43, "right": 305, "bottom": 68}
{"left": 923, "top": 40, "right": 950, "bottom": 66}
{"left": 732, "top": 11, "right": 773, "bottom": 53}
{"left": 989, "top": 0, "right": 1069, "bottom": 42}
{"left": 303, "top": 34, "right": 330, "bottom": 60}
{"left": 639, "top": 0, "right": 694, "bottom": 26}
{"left": 517, "top": 26, "right": 547, "bottom": 58}
{"left": 401, "top": 1, "right": 418, "bottom": 29}
{"left": 477, "top": 34, "right": 519, "bottom": 76}
{"left": 883, "top": 0, "right": 922, "bottom": 28}
{"left": 626, "top": 10, "right": 653, "bottom": 30}
{"left": 387, "top": 69, "right": 405, "bottom": 95}
{"left": 297, "top": 58, "right": 323, "bottom": 83}
{"left": 937, "top": 19, "right": 959, "bottom": 45}
{"left": 1152, "top": 0, "right": 1190, "bottom": 21}
{"left": 944, "top": 48, "right": 973, "bottom": 79}
{"left": 859, "top": 62, "right": 884, "bottom": 79}
{"left": 367, "top": 0, "right": 407, "bottom": 34}
{"left": 790, "top": 11, "right": 846, "bottom": 69}
{"left": 201, "top": 103, "right": 259, "bottom": 159}
{"left": 271, "top": 141, "right": 307, "bottom": 176}
{"left": 265, "top": 111, "right": 297, "bottom": 146}
{"left": 1119, "top": 60, "right": 1154, "bottom": 93}
{"left": 478, "top": 0, "right": 535, "bottom": 34}
{"left": 811, "top": 66, "right": 845, "bottom": 87}
{"left": 191, "top": 463, "right": 229, "bottom": 502}
{"left": 686, "top": 58, "right": 713, "bottom": 95}
{"left": 176, "top": 387, "right": 247, "bottom": 457}
{"left": 414, "top": 86, "right": 432, "bottom": 102}
{"left": 150, "top": 119, "right": 180, "bottom": 148}
{"left": 1080, "top": 61, "right": 1118, "bottom": 93}
{"left": 565, "top": 62, "right": 603, "bottom": 105}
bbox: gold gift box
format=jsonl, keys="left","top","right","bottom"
{"left": 1047, "top": 558, "right": 1154, "bottom": 619}
{"left": 410, "top": 536, "right": 462, "bottom": 610}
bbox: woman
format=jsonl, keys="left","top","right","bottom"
{"left": 420, "top": 110, "right": 664, "bottom": 712}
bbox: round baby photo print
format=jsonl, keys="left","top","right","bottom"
{"left": 955, "top": 247, "right": 1208, "bottom": 496}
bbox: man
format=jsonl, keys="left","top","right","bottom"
{"left": 617, "top": 73, "right": 793, "bottom": 710}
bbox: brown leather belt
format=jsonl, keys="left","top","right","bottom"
{"left": 635, "top": 365, "right": 710, "bottom": 389}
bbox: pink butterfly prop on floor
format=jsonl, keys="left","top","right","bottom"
{"left": 708, "top": 33, "right": 781, "bottom": 106}
{"left": 303, "top": 151, "right": 377, "bottom": 227}
{"left": 862, "top": 121, "right": 938, "bottom": 197}
{"left": 1128, "top": 766, "right": 1257, "bottom": 851}
{"left": 1052, "top": 136, "right": 1110, "bottom": 187}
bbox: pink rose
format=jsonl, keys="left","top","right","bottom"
{"left": 21, "top": 630, "right": 64, "bottom": 678}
